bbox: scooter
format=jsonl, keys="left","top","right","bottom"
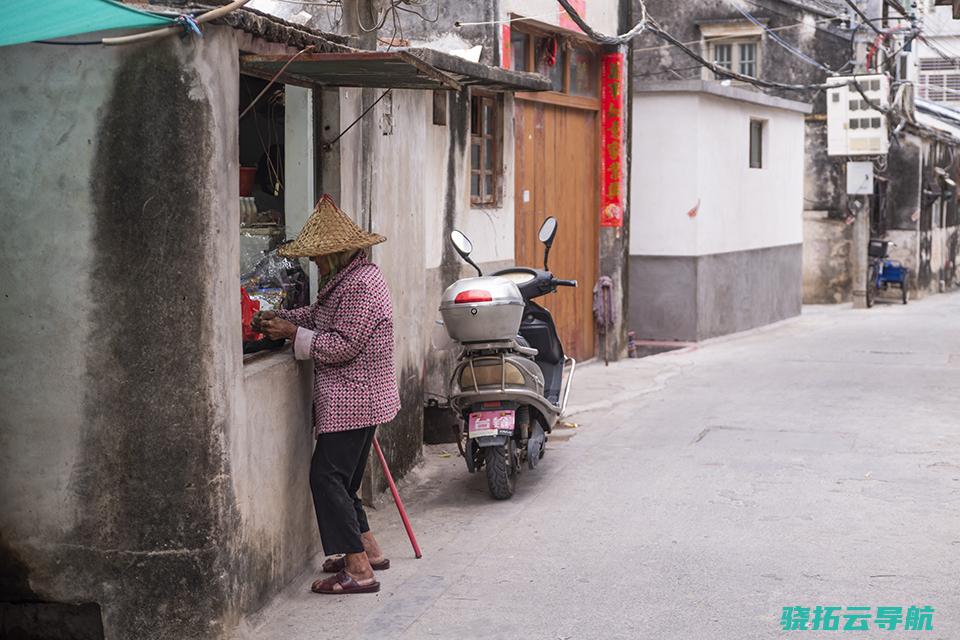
{"left": 438, "top": 217, "right": 577, "bottom": 499}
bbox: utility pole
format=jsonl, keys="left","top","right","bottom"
{"left": 851, "top": 197, "right": 870, "bottom": 308}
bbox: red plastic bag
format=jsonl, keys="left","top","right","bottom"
{"left": 241, "top": 287, "right": 261, "bottom": 342}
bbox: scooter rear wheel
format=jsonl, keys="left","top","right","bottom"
{"left": 485, "top": 443, "right": 516, "bottom": 500}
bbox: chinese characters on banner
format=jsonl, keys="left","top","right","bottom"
{"left": 600, "top": 52, "right": 624, "bottom": 227}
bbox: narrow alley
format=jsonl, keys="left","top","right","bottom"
{"left": 245, "top": 293, "right": 960, "bottom": 640}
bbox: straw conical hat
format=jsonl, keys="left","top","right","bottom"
{"left": 278, "top": 195, "right": 386, "bottom": 258}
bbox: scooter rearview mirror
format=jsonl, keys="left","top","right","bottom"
{"left": 450, "top": 229, "right": 473, "bottom": 257}
{"left": 538, "top": 216, "right": 558, "bottom": 247}
{"left": 538, "top": 216, "right": 558, "bottom": 271}
{"left": 450, "top": 229, "right": 483, "bottom": 277}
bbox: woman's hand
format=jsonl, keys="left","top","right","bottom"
{"left": 261, "top": 317, "right": 297, "bottom": 341}
{"left": 251, "top": 310, "right": 277, "bottom": 332}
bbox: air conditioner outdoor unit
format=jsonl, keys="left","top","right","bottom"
{"left": 826, "top": 74, "right": 890, "bottom": 156}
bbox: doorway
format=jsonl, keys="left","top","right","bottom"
{"left": 514, "top": 99, "right": 599, "bottom": 360}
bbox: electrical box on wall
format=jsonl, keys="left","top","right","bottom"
{"left": 826, "top": 74, "right": 890, "bottom": 156}
{"left": 846, "top": 161, "right": 874, "bottom": 195}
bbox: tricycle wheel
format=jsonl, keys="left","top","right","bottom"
{"left": 901, "top": 280, "right": 908, "bottom": 305}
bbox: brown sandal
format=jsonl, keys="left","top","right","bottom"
{"left": 322, "top": 555, "right": 390, "bottom": 573}
{"left": 311, "top": 570, "right": 380, "bottom": 595}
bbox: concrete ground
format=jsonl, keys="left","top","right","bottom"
{"left": 240, "top": 293, "right": 960, "bottom": 640}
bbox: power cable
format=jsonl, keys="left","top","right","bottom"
{"left": 556, "top": 0, "right": 899, "bottom": 99}
{"left": 734, "top": 4, "right": 839, "bottom": 72}
{"left": 455, "top": 12, "right": 559, "bottom": 27}
{"left": 554, "top": 0, "right": 648, "bottom": 45}
{"left": 239, "top": 45, "right": 316, "bottom": 120}
{"left": 842, "top": 0, "right": 884, "bottom": 34}
{"left": 632, "top": 15, "right": 842, "bottom": 54}
{"left": 323, "top": 89, "right": 392, "bottom": 149}
{"left": 739, "top": 0, "right": 854, "bottom": 36}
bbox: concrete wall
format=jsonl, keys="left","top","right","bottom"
{"left": 630, "top": 244, "right": 802, "bottom": 341}
{"left": 629, "top": 84, "right": 806, "bottom": 341}
{"left": 0, "top": 25, "right": 344, "bottom": 640}
{"left": 802, "top": 212, "right": 853, "bottom": 303}
{"left": 0, "top": 29, "right": 244, "bottom": 639}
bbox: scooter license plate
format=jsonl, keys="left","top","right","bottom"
{"left": 468, "top": 410, "right": 515, "bottom": 438}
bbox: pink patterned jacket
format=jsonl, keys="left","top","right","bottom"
{"left": 277, "top": 253, "right": 400, "bottom": 435}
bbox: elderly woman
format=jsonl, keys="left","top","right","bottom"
{"left": 257, "top": 195, "right": 400, "bottom": 595}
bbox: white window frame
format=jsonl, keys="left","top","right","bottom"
{"left": 707, "top": 38, "right": 762, "bottom": 79}
{"left": 699, "top": 22, "right": 764, "bottom": 81}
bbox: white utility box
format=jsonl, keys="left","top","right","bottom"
{"left": 826, "top": 74, "right": 890, "bottom": 156}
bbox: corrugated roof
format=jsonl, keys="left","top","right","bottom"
{"left": 240, "top": 48, "right": 552, "bottom": 92}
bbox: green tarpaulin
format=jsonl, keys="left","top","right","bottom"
{"left": 0, "top": 0, "right": 174, "bottom": 47}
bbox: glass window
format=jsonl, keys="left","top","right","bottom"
{"left": 569, "top": 46, "right": 598, "bottom": 97}
{"left": 469, "top": 94, "right": 502, "bottom": 206}
{"left": 739, "top": 43, "right": 756, "bottom": 77}
{"left": 749, "top": 119, "right": 763, "bottom": 169}
{"left": 709, "top": 38, "right": 760, "bottom": 81}
{"left": 536, "top": 37, "right": 565, "bottom": 92}
{"left": 713, "top": 44, "right": 732, "bottom": 70}
{"left": 510, "top": 31, "right": 528, "bottom": 71}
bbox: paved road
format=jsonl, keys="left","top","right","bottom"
{"left": 245, "top": 294, "right": 960, "bottom": 640}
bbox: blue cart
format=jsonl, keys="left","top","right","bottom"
{"left": 867, "top": 240, "right": 908, "bottom": 307}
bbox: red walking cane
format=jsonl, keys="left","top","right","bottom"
{"left": 372, "top": 436, "right": 422, "bottom": 559}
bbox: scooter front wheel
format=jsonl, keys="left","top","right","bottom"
{"left": 485, "top": 443, "right": 516, "bottom": 500}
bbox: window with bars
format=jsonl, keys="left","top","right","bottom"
{"left": 919, "top": 58, "right": 960, "bottom": 102}
{"left": 469, "top": 93, "right": 501, "bottom": 206}
{"left": 708, "top": 38, "right": 761, "bottom": 79}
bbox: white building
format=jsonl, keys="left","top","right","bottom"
{"left": 629, "top": 81, "right": 810, "bottom": 341}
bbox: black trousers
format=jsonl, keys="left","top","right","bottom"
{"left": 310, "top": 425, "right": 377, "bottom": 556}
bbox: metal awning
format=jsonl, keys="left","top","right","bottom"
{"left": 239, "top": 48, "right": 551, "bottom": 92}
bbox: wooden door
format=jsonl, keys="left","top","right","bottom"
{"left": 514, "top": 99, "right": 599, "bottom": 360}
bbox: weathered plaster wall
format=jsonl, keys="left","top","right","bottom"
{"left": 631, "top": 0, "right": 851, "bottom": 95}
{"left": 802, "top": 212, "right": 852, "bottom": 303}
{"left": 366, "top": 88, "right": 432, "bottom": 492}
{"left": 888, "top": 137, "right": 922, "bottom": 231}
{"left": 230, "top": 353, "right": 317, "bottom": 619}
{"left": 0, "top": 26, "right": 336, "bottom": 640}
{"left": 0, "top": 31, "right": 241, "bottom": 639}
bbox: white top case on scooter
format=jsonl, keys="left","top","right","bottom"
{"left": 439, "top": 276, "right": 525, "bottom": 343}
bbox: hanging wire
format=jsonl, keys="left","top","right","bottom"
{"left": 553, "top": 0, "right": 647, "bottom": 45}
{"left": 632, "top": 15, "right": 842, "bottom": 54}
{"left": 323, "top": 89, "right": 393, "bottom": 149}
{"left": 557, "top": 0, "right": 886, "bottom": 93}
{"left": 842, "top": 0, "right": 884, "bottom": 35}
{"left": 239, "top": 45, "right": 315, "bottom": 120}
{"left": 455, "top": 12, "right": 561, "bottom": 27}
{"left": 395, "top": 1, "right": 440, "bottom": 23}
